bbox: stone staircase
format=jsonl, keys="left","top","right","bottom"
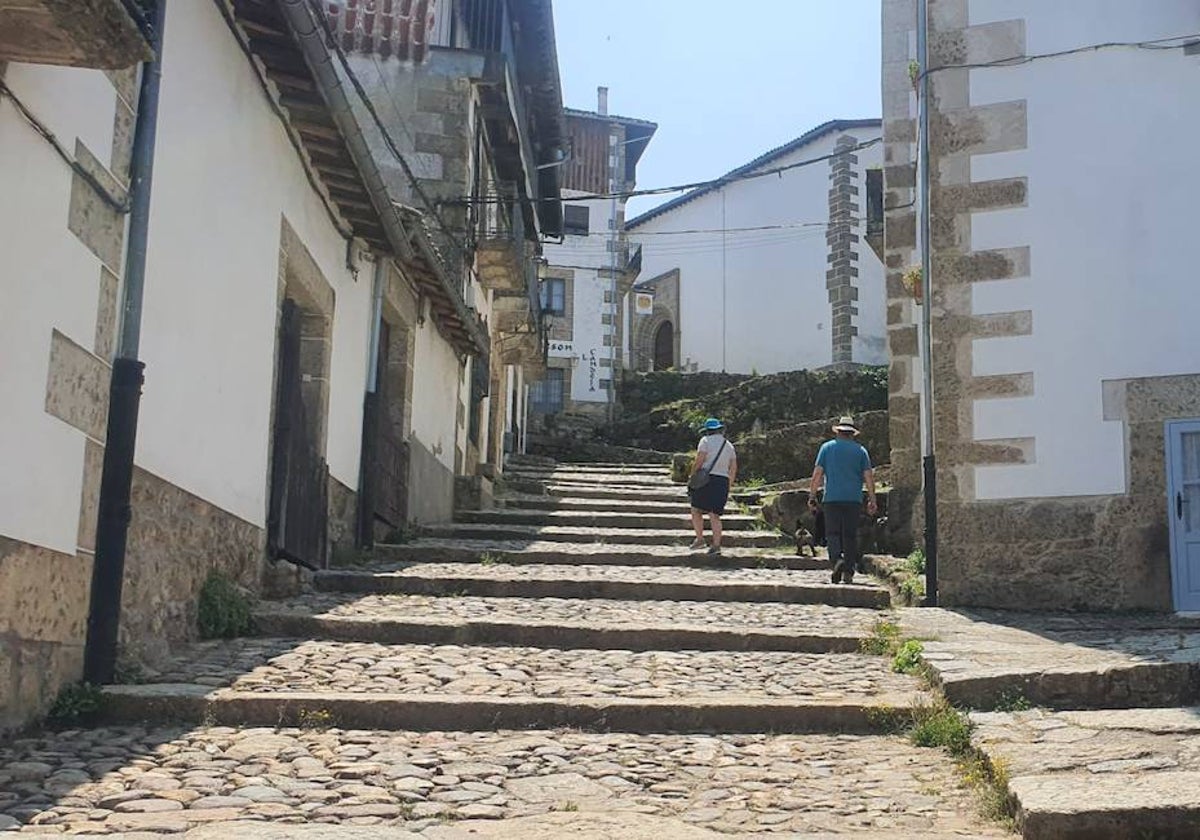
{"left": 0, "top": 461, "right": 1008, "bottom": 837}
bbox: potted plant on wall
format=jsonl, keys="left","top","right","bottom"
{"left": 903, "top": 266, "right": 923, "bottom": 304}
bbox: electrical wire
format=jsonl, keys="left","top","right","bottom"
{"left": 0, "top": 79, "right": 130, "bottom": 214}
{"left": 304, "top": 0, "right": 480, "bottom": 274}
{"left": 448, "top": 137, "right": 885, "bottom": 207}
{"left": 918, "top": 31, "right": 1200, "bottom": 82}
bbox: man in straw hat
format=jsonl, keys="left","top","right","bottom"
{"left": 808, "top": 415, "right": 877, "bottom": 584}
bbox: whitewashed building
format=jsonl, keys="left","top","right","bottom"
{"left": 882, "top": 0, "right": 1200, "bottom": 612}
{"left": 627, "top": 119, "right": 886, "bottom": 375}
{"left": 531, "top": 96, "right": 656, "bottom": 421}
{"left": 0, "top": 0, "right": 561, "bottom": 728}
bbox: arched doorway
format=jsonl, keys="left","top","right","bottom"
{"left": 653, "top": 320, "right": 674, "bottom": 371}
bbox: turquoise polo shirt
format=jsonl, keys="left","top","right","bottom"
{"left": 816, "top": 438, "right": 872, "bottom": 503}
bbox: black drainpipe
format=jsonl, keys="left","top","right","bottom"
{"left": 83, "top": 0, "right": 168, "bottom": 685}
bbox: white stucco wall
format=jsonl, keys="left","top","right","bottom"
{"left": 134, "top": 0, "right": 372, "bottom": 528}
{"left": 962, "top": 0, "right": 1200, "bottom": 500}
{"left": 629, "top": 128, "right": 885, "bottom": 374}
{"left": 409, "top": 300, "right": 463, "bottom": 474}
{"left": 544, "top": 191, "right": 622, "bottom": 404}
{"left": 0, "top": 64, "right": 118, "bottom": 554}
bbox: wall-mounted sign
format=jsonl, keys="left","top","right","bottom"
{"left": 634, "top": 291, "right": 655, "bottom": 315}
{"left": 548, "top": 340, "right": 574, "bottom": 357}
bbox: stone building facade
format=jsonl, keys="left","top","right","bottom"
{"left": 531, "top": 99, "right": 657, "bottom": 424}
{"left": 882, "top": 0, "right": 1200, "bottom": 611}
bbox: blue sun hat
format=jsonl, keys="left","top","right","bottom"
{"left": 701, "top": 417, "right": 724, "bottom": 432}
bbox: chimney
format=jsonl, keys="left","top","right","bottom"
{"left": 597, "top": 86, "right": 609, "bottom": 116}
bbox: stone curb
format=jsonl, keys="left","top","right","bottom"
{"left": 252, "top": 612, "right": 868, "bottom": 654}
{"left": 422, "top": 525, "right": 786, "bottom": 548}
{"left": 934, "top": 661, "right": 1200, "bottom": 711}
{"left": 313, "top": 571, "right": 891, "bottom": 608}
{"left": 371, "top": 544, "right": 829, "bottom": 571}
{"left": 100, "top": 686, "right": 924, "bottom": 735}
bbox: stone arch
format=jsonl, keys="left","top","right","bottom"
{"left": 633, "top": 307, "right": 676, "bottom": 372}
{"left": 653, "top": 320, "right": 674, "bottom": 371}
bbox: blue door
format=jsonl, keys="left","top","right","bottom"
{"left": 1167, "top": 420, "right": 1200, "bottom": 612}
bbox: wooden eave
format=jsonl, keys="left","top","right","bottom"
{"left": 229, "top": 0, "right": 483, "bottom": 356}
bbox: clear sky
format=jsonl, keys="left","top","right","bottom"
{"left": 552, "top": 0, "right": 883, "bottom": 219}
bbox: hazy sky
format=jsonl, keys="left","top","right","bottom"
{"left": 552, "top": 0, "right": 883, "bottom": 218}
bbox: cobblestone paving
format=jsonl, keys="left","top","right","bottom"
{"left": 0, "top": 726, "right": 1009, "bottom": 836}
{"left": 339, "top": 563, "right": 852, "bottom": 588}
{"left": 141, "top": 639, "right": 920, "bottom": 701}
{"left": 260, "top": 593, "right": 879, "bottom": 636}
{"left": 424, "top": 524, "right": 784, "bottom": 545}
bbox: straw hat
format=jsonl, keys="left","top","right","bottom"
{"left": 832, "top": 415, "right": 859, "bottom": 434}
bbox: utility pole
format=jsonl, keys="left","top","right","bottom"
{"left": 916, "top": 0, "right": 938, "bottom": 606}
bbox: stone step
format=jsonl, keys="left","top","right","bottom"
{"left": 504, "top": 469, "right": 675, "bottom": 488}
{"left": 502, "top": 495, "right": 709, "bottom": 513}
{"left": 314, "top": 563, "right": 888, "bottom": 608}
{"left": 0, "top": 726, "right": 1008, "bottom": 836}
{"left": 101, "top": 639, "right": 924, "bottom": 734}
{"left": 515, "top": 462, "right": 669, "bottom": 473}
{"left": 371, "top": 539, "right": 826, "bottom": 570}
{"left": 971, "top": 707, "right": 1200, "bottom": 839}
{"left": 902, "top": 608, "right": 1200, "bottom": 710}
{"left": 543, "top": 484, "right": 687, "bottom": 501}
{"left": 454, "top": 509, "right": 762, "bottom": 531}
{"left": 255, "top": 593, "right": 878, "bottom": 653}
{"left": 421, "top": 523, "right": 786, "bottom": 549}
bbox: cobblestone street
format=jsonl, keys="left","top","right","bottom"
{"left": 0, "top": 462, "right": 1009, "bottom": 837}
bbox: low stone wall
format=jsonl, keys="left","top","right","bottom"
{"left": 0, "top": 537, "right": 91, "bottom": 731}
{"left": 119, "top": 466, "right": 263, "bottom": 667}
{"left": 760, "top": 487, "right": 896, "bottom": 555}
{"left": 618, "top": 370, "right": 752, "bottom": 417}
{"left": 607, "top": 368, "right": 888, "bottom": 453}
{"left": 407, "top": 438, "right": 455, "bottom": 525}
{"left": 736, "top": 411, "right": 889, "bottom": 485}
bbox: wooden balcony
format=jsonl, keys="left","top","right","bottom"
{"left": 0, "top": 0, "right": 152, "bottom": 69}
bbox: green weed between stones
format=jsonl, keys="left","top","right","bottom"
{"left": 46, "top": 682, "right": 105, "bottom": 729}
{"left": 478, "top": 552, "right": 501, "bottom": 566}
{"left": 898, "top": 575, "right": 926, "bottom": 604}
{"left": 903, "top": 548, "right": 926, "bottom": 576}
{"left": 198, "top": 571, "right": 253, "bottom": 640}
{"left": 892, "top": 639, "right": 925, "bottom": 675}
{"left": 906, "top": 701, "right": 1017, "bottom": 829}
{"left": 993, "top": 688, "right": 1033, "bottom": 712}
{"left": 860, "top": 617, "right": 903, "bottom": 656}
{"left": 296, "top": 708, "right": 337, "bottom": 729}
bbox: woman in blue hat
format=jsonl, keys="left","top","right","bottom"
{"left": 687, "top": 417, "right": 737, "bottom": 555}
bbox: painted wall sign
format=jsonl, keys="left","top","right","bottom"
{"left": 547, "top": 340, "right": 574, "bottom": 357}
{"left": 634, "top": 291, "right": 655, "bottom": 315}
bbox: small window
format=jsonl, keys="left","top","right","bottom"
{"left": 530, "top": 369, "right": 565, "bottom": 414}
{"left": 539, "top": 278, "right": 566, "bottom": 316}
{"left": 563, "top": 204, "right": 590, "bottom": 236}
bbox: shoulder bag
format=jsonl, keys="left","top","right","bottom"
{"left": 688, "top": 438, "right": 728, "bottom": 492}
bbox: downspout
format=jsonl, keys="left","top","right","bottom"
{"left": 356, "top": 256, "right": 387, "bottom": 549}
{"left": 916, "top": 0, "right": 938, "bottom": 605}
{"left": 83, "top": 0, "right": 167, "bottom": 684}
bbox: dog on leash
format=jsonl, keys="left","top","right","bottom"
{"left": 794, "top": 521, "right": 817, "bottom": 557}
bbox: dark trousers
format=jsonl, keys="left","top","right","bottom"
{"left": 824, "top": 502, "right": 862, "bottom": 573}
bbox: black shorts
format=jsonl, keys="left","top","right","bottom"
{"left": 689, "top": 475, "right": 730, "bottom": 515}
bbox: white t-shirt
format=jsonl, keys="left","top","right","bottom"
{"left": 697, "top": 433, "right": 736, "bottom": 478}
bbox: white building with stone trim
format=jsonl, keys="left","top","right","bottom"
{"left": 532, "top": 98, "right": 657, "bottom": 421}
{"left": 627, "top": 120, "right": 886, "bottom": 375}
{"left": 882, "top": 0, "right": 1200, "bottom": 612}
{"left": 0, "top": 0, "right": 561, "bottom": 729}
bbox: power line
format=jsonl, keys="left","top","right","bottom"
{"left": 0, "top": 79, "right": 130, "bottom": 214}
{"left": 447, "top": 137, "right": 885, "bottom": 207}
{"left": 919, "top": 31, "right": 1200, "bottom": 81}
{"left": 304, "top": 0, "right": 481, "bottom": 275}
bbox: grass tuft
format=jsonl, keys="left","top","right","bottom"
{"left": 198, "top": 571, "right": 253, "bottom": 639}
